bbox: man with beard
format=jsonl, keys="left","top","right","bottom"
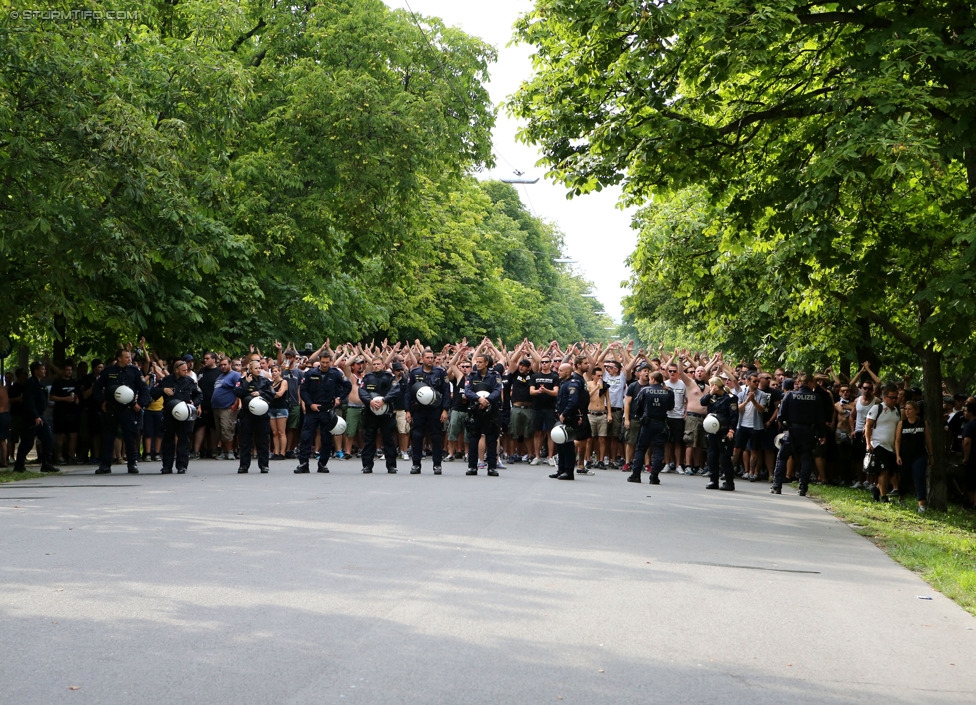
{"left": 296, "top": 352, "right": 351, "bottom": 474}
{"left": 94, "top": 348, "right": 150, "bottom": 475}
{"left": 359, "top": 358, "right": 400, "bottom": 474}
{"left": 463, "top": 354, "right": 503, "bottom": 476}
{"left": 153, "top": 358, "right": 202, "bottom": 474}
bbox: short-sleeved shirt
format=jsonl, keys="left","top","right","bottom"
{"left": 211, "top": 371, "right": 242, "bottom": 409}
{"left": 866, "top": 403, "right": 900, "bottom": 452}
{"left": 665, "top": 378, "right": 687, "bottom": 419}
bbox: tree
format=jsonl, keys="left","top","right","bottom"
{"left": 512, "top": 0, "right": 976, "bottom": 509}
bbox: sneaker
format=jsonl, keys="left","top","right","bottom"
{"left": 684, "top": 467, "right": 696, "bottom": 476}
{"left": 478, "top": 461, "right": 486, "bottom": 469}
{"left": 584, "top": 460, "right": 594, "bottom": 470}
{"left": 578, "top": 468, "right": 595, "bottom": 476}
{"left": 410, "top": 465, "right": 421, "bottom": 474}
{"left": 888, "top": 488, "right": 900, "bottom": 497}
{"left": 595, "top": 461, "right": 607, "bottom": 470}
{"left": 522, "top": 455, "right": 531, "bottom": 463}
{"left": 667, "top": 462, "right": 676, "bottom": 474}
{"left": 622, "top": 462, "right": 630, "bottom": 474}
{"left": 496, "top": 459, "right": 506, "bottom": 469}
{"left": 917, "top": 505, "right": 926, "bottom": 514}
{"left": 443, "top": 454, "right": 455, "bottom": 462}
{"left": 674, "top": 465, "right": 683, "bottom": 474}
{"left": 850, "top": 480, "right": 862, "bottom": 489}
{"left": 335, "top": 450, "right": 346, "bottom": 460}
{"left": 529, "top": 457, "right": 541, "bottom": 466}
{"left": 376, "top": 451, "right": 384, "bottom": 460}
{"left": 401, "top": 451, "right": 411, "bottom": 461}
{"left": 433, "top": 466, "right": 442, "bottom": 475}
{"left": 548, "top": 457, "right": 557, "bottom": 467}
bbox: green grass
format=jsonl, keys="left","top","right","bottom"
{"left": 808, "top": 484, "right": 976, "bottom": 616}
{"left": 0, "top": 468, "right": 49, "bottom": 483}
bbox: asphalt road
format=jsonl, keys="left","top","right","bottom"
{"left": 2, "top": 459, "right": 974, "bottom": 704}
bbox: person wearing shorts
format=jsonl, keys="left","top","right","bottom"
{"left": 211, "top": 357, "right": 241, "bottom": 460}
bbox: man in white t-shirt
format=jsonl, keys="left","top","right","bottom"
{"left": 663, "top": 363, "right": 687, "bottom": 472}
{"left": 864, "top": 384, "right": 901, "bottom": 501}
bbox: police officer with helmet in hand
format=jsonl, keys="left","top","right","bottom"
{"left": 94, "top": 347, "right": 150, "bottom": 475}
{"left": 234, "top": 360, "right": 275, "bottom": 474}
{"left": 770, "top": 373, "right": 827, "bottom": 496}
{"left": 463, "top": 353, "right": 503, "bottom": 476}
{"left": 359, "top": 357, "right": 400, "bottom": 474}
{"left": 296, "top": 351, "right": 351, "bottom": 474}
{"left": 551, "top": 362, "right": 587, "bottom": 480}
{"left": 700, "top": 376, "right": 739, "bottom": 491}
{"left": 628, "top": 370, "right": 674, "bottom": 485}
{"left": 406, "top": 349, "right": 450, "bottom": 474}
{"left": 153, "top": 358, "right": 202, "bottom": 474}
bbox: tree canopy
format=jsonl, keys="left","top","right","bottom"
{"left": 511, "top": 0, "right": 976, "bottom": 508}
{"left": 0, "top": 0, "right": 606, "bottom": 357}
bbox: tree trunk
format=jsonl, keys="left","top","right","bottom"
{"left": 53, "top": 314, "right": 68, "bottom": 368}
{"left": 920, "top": 346, "right": 947, "bottom": 511}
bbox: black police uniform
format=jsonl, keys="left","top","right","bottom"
{"left": 463, "top": 368, "right": 503, "bottom": 475}
{"left": 700, "top": 389, "right": 739, "bottom": 489}
{"left": 553, "top": 374, "right": 587, "bottom": 480}
{"left": 407, "top": 365, "right": 451, "bottom": 472}
{"left": 94, "top": 362, "right": 150, "bottom": 474}
{"left": 234, "top": 373, "right": 275, "bottom": 473}
{"left": 14, "top": 373, "right": 56, "bottom": 472}
{"left": 629, "top": 382, "right": 674, "bottom": 484}
{"left": 359, "top": 369, "right": 400, "bottom": 473}
{"left": 772, "top": 385, "right": 827, "bottom": 495}
{"left": 297, "top": 365, "right": 351, "bottom": 473}
{"left": 153, "top": 374, "right": 202, "bottom": 474}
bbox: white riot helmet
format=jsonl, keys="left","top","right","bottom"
{"left": 171, "top": 401, "right": 191, "bottom": 421}
{"left": 703, "top": 413, "right": 721, "bottom": 434}
{"left": 415, "top": 385, "right": 436, "bottom": 405}
{"left": 330, "top": 415, "right": 347, "bottom": 435}
{"left": 371, "top": 401, "right": 389, "bottom": 416}
{"left": 248, "top": 397, "right": 269, "bottom": 416}
{"left": 114, "top": 385, "right": 135, "bottom": 405}
{"left": 774, "top": 432, "right": 785, "bottom": 450}
{"left": 550, "top": 424, "right": 573, "bottom": 444}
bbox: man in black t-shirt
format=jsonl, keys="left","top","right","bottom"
{"left": 50, "top": 361, "right": 81, "bottom": 464}
{"left": 529, "top": 357, "right": 559, "bottom": 465}
{"left": 960, "top": 402, "right": 976, "bottom": 507}
{"left": 194, "top": 352, "right": 221, "bottom": 458}
{"left": 508, "top": 359, "right": 534, "bottom": 463}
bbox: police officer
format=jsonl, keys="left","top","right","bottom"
{"left": 629, "top": 370, "right": 674, "bottom": 485}
{"left": 94, "top": 348, "right": 150, "bottom": 475}
{"left": 13, "top": 361, "right": 58, "bottom": 473}
{"left": 463, "top": 354, "right": 503, "bottom": 476}
{"left": 296, "top": 352, "right": 351, "bottom": 474}
{"left": 234, "top": 360, "right": 275, "bottom": 474}
{"left": 359, "top": 357, "right": 400, "bottom": 474}
{"left": 551, "top": 362, "right": 587, "bottom": 480}
{"left": 153, "top": 358, "right": 202, "bottom": 474}
{"left": 406, "top": 349, "right": 450, "bottom": 474}
{"left": 771, "top": 374, "right": 827, "bottom": 496}
{"left": 700, "top": 376, "right": 739, "bottom": 491}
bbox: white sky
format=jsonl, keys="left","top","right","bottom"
{"left": 384, "top": 0, "right": 637, "bottom": 322}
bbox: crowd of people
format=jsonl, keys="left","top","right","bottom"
{"left": 1, "top": 338, "right": 974, "bottom": 509}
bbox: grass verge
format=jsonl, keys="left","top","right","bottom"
{"left": 808, "top": 484, "right": 976, "bottom": 616}
{"left": 0, "top": 468, "right": 48, "bottom": 483}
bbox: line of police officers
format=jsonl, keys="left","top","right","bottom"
{"left": 17, "top": 347, "right": 826, "bottom": 496}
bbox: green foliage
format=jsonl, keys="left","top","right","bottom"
{"left": 0, "top": 1, "right": 605, "bottom": 358}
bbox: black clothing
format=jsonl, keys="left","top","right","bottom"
{"left": 701, "top": 390, "right": 738, "bottom": 486}
{"left": 234, "top": 374, "right": 275, "bottom": 472}
{"left": 14, "top": 376, "right": 55, "bottom": 470}
{"left": 359, "top": 370, "right": 400, "bottom": 472}
{"left": 510, "top": 370, "right": 532, "bottom": 405}
{"left": 407, "top": 366, "right": 449, "bottom": 469}
{"left": 463, "top": 369, "right": 503, "bottom": 472}
{"left": 197, "top": 367, "right": 221, "bottom": 411}
{"left": 153, "top": 374, "right": 202, "bottom": 473}
{"left": 95, "top": 363, "right": 149, "bottom": 473}
{"left": 772, "top": 387, "right": 827, "bottom": 492}
{"left": 557, "top": 372, "right": 591, "bottom": 441}
{"left": 631, "top": 383, "right": 674, "bottom": 480}
{"left": 529, "top": 372, "right": 559, "bottom": 410}
{"left": 300, "top": 366, "right": 351, "bottom": 409}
